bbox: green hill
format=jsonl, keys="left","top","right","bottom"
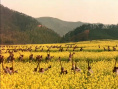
{"left": 36, "top": 17, "right": 84, "bottom": 36}
{"left": 62, "top": 24, "right": 118, "bottom": 42}
{"left": 0, "top": 5, "right": 61, "bottom": 44}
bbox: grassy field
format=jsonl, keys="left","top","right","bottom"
{"left": 1, "top": 40, "right": 118, "bottom": 89}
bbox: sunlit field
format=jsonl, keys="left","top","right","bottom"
{"left": 1, "top": 40, "right": 118, "bottom": 89}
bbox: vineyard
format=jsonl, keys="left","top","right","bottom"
{"left": 0, "top": 40, "right": 118, "bottom": 89}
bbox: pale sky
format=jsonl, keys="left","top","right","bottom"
{"left": 1, "top": 0, "right": 118, "bottom": 24}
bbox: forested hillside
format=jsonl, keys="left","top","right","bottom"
{"left": 0, "top": 4, "right": 60, "bottom": 44}
{"left": 62, "top": 24, "right": 118, "bottom": 42}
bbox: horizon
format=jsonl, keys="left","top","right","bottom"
{"left": 1, "top": 0, "right": 118, "bottom": 24}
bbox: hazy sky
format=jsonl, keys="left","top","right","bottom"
{"left": 1, "top": 0, "right": 118, "bottom": 24}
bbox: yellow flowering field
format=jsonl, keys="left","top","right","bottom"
{"left": 0, "top": 40, "right": 118, "bottom": 89}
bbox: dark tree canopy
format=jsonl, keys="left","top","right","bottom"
{"left": 61, "top": 24, "right": 118, "bottom": 42}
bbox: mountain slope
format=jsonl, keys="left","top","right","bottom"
{"left": 62, "top": 24, "right": 118, "bottom": 42}
{"left": 36, "top": 17, "right": 84, "bottom": 36}
{"left": 0, "top": 5, "right": 61, "bottom": 44}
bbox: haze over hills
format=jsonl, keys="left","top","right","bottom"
{"left": 36, "top": 17, "right": 84, "bottom": 36}
{"left": 0, "top": 5, "right": 61, "bottom": 44}
{"left": 37, "top": 17, "right": 118, "bottom": 42}
{"left": 1, "top": 4, "right": 118, "bottom": 44}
